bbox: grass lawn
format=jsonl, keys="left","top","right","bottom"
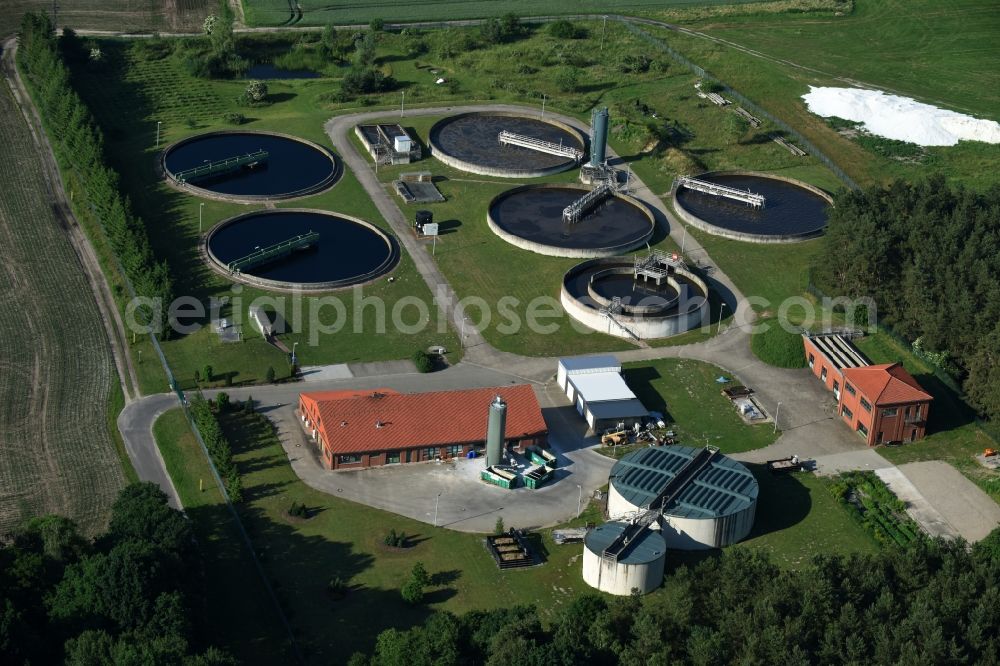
{"left": 622, "top": 358, "right": 779, "bottom": 453}
{"left": 854, "top": 331, "right": 1000, "bottom": 506}
{"left": 737, "top": 470, "right": 878, "bottom": 568}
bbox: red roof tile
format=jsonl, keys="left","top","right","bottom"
{"left": 842, "top": 363, "right": 933, "bottom": 406}
{"left": 300, "top": 385, "right": 547, "bottom": 456}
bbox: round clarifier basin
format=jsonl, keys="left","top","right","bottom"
{"left": 672, "top": 171, "right": 832, "bottom": 243}
{"left": 429, "top": 112, "right": 585, "bottom": 177}
{"left": 561, "top": 258, "right": 709, "bottom": 339}
{"left": 205, "top": 209, "right": 398, "bottom": 291}
{"left": 162, "top": 130, "right": 339, "bottom": 201}
{"left": 487, "top": 184, "right": 655, "bottom": 258}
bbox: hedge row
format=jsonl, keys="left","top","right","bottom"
{"left": 188, "top": 396, "right": 243, "bottom": 502}
{"left": 17, "top": 13, "right": 173, "bottom": 333}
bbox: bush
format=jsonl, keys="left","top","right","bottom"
{"left": 554, "top": 66, "right": 581, "bottom": 93}
{"left": 328, "top": 576, "right": 350, "bottom": 598}
{"left": 494, "top": 517, "right": 505, "bottom": 535}
{"left": 215, "top": 392, "right": 230, "bottom": 412}
{"left": 384, "top": 529, "right": 407, "bottom": 548}
{"left": 203, "top": 364, "right": 213, "bottom": 382}
{"left": 244, "top": 79, "right": 268, "bottom": 104}
{"left": 401, "top": 579, "right": 423, "bottom": 605}
{"left": 265, "top": 366, "right": 276, "bottom": 383}
{"left": 341, "top": 67, "right": 391, "bottom": 95}
{"left": 222, "top": 112, "right": 246, "bottom": 125}
{"left": 288, "top": 501, "right": 309, "bottom": 518}
{"left": 548, "top": 20, "right": 585, "bottom": 39}
{"left": 243, "top": 396, "right": 254, "bottom": 413}
{"left": 412, "top": 350, "right": 434, "bottom": 373}
{"left": 750, "top": 321, "right": 808, "bottom": 369}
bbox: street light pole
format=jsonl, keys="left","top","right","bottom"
{"left": 291, "top": 341, "right": 299, "bottom": 366}
{"left": 460, "top": 316, "right": 469, "bottom": 348}
{"left": 156, "top": 121, "right": 162, "bottom": 148}
{"left": 601, "top": 15, "right": 608, "bottom": 51}
{"left": 401, "top": 90, "right": 405, "bottom": 117}
{"left": 717, "top": 301, "right": 727, "bottom": 334}
{"left": 680, "top": 225, "right": 687, "bottom": 255}
{"left": 774, "top": 402, "right": 782, "bottom": 434}
{"left": 576, "top": 484, "right": 583, "bottom": 517}
{"left": 434, "top": 492, "right": 441, "bottom": 526}
{"left": 198, "top": 202, "right": 204, "bottom": 234}
{"left": 542, "top": 93, "right": 547, "bottom": 117}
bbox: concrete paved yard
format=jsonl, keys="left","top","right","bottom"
{"left": 894, "top": 461, "right": 1000, "bottom": 542}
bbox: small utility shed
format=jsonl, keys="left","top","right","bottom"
{"left": 558, "top": 356, "right": 648, "bottom": 431}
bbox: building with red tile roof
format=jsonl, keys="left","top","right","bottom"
{"left": 803, "top": 332, "right": 933, "bottom": 446}
{"left": 298, "top": 385, "right": 548, "bottom": 469}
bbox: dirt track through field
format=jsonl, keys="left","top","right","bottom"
{"left": 0, "top": 76, "right": 125, "bottom": 535}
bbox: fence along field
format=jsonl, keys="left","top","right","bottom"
{"left": 242, "top": 0, "right": 764, "bottom": 26}
{"left": 0, "top": 0, "right": 213, "bottom": 39}
{"left": 0, "top": 80, "right": 125, "bottom": 535}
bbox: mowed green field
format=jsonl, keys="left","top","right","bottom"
{"left": 0, "top": 80, "right": 125, "bottom": 535}
{"left": 692, "top": 0, "right": 1000, "bottom": 119}
{"left": 0, "top": 0, "right": 212, "bottom": 39}
{"left": 242, "top": 0, "right": 764, "bottom": 27}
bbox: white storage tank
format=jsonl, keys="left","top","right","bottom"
{"left": 582, "top": 522, "right": 666, "bottom": 595}
{"left": 607, "top": 445, "right": 758, "bottom": 550}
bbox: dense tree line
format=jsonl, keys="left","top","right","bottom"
{"left": 189, "top": 395, "right": 243, "bottom": 502}
{"left": 17, "top": 12, "right": 174, "bottom": 334}
{"left": 0, "top": 483, "right": 232, "bottom": 664}
{"left": 813, "top": 177, "right": 1000, "bottom": 418}
{"left": 353, "top": 533, "right": 1000, "bottom": 665}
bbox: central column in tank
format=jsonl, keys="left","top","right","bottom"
{"left": 485, "top": 395, "right": 508, "bottom": 466}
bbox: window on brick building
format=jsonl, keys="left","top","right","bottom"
{"left": 857, "top": 422, "right": 869, "bottom": 437}
{"left": 860, "top": 398, "right": 872, "bottom": 412}
{"left": 444, "top": 445, "right": 463, "bottom": 457}
{"left": 808, "top": 353, "right": 815, "bottom": 368}
{"left": 338, "top": 455, "right": 361, "bottom": 464}
{"left": 882, "top": 407, "right": 898, "bottom": 417}
{"left": 845, "top": 383, "right": 856, "bottom": 396}
{"left": 842, "top": 405, "right": 853, "bottom": 420}
{"left": 820, "top": 367, "right": 828, "bottom": 381}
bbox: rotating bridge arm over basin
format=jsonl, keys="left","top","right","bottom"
{"left": 227, "top": 231, "right": 320, "bottom": 274}
{"left": 603, "top": 446, "right": 719, "bottom": 561}
{"left": 676, "top": 175, "right": 765, "bottom": 209}
{"left": 173, "top": 150, "right": 268, "bottom": 184}
{"left": 498, "top": 130, "right": 584, "bottom": 162}
{"left": 563, "top": 182, "right": 615, "bottom": 224}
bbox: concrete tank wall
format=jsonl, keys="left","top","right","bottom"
{"left": 658, "top": 502, "right": 757, "bottom": 550}
{"left": 671, "top": 170, "right": 834, "bottom": 244}
{"left": 582, "top": 541, "right": 665, "bottom": 596}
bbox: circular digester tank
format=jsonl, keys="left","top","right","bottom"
{"left": 672, "top": 171, "right": 832, "bottom": 243}
{"left": 162, "top": 130, "right": 339, "bottom": 201}
{"left": 429, "top": 112, "right": 585, "bottom": 177}
{"left": 561, "top": 256, "right": 709, "bottom": 339}
{"left": 608, "top": 445, "right": 759, "bottom": 550}
{"left": 205, "top": 209, "right": 398, "bottom": 291}
{"left": 487, "top": 184, "right": 655, "bottom": 258}
{"left": 582, "top": 522, "right": 666, "bottom": 595}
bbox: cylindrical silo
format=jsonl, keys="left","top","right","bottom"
{"left": 485, "top": 395, "right": 507, "bottom": 466}
{"left": 582, "top": 522, "right": 666, "bottom": 595}
{"left": 589, "top": 107, "right": 609, "bottom": 167}
{"left": 607, "top": 445, "right": 759, "bottom": 550}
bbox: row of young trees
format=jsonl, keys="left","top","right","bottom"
{"left": 352, "top": 534, "right": 1000, "bottom": 666}
{"left": 813, "top": 177, "right": 1000, "bottom": 418}
{"left": 18, "top": 12, "right": 174, "bottom": 334}
{"left": 0, "top": 483, "right": 232, "bottom": 664}
{"left": 188, "top": 395, "right": 243, "bottom": 502}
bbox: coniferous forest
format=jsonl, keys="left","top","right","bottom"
{"left": 813, "top": 177, "right": 1000, "bottom": 419}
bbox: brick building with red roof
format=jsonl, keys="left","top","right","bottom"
{"left": 298, "top": 385, "right": 548, "bottom": 470}
{"left": 803, "top": 332, "right": 933, "bottom": 446}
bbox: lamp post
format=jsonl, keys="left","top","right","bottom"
{"left": 155, "top": 121, "right": 162, "bottom": 148}
{"left": 717, "top": 301, "right": 727, "bottom": 334}
{"left": 460, "top": 316, "right": 470, "bottom": 348}
{"left": 198, "top": 202, "right": 204, "bottom": 234}
{"left": 680, "top": 225, "right": 687, "bottom": 255}
{"left": 291, "top": 341, "right": 299, "bottom": 367}
{"left": 601, "top": 15, "right": 608, "bottom": 51}
{"left": 434, "top": 492, "right": 441, "bottom": 526}
{"left": 774, "top": 402, "right": 782, "bottom": 434}
{"left": 542, "top": 93, "right": 547, "bottom": 117}
{"left": 576, "top": 484, "right": 583, "bottom": 517}
{"left": 400, "top": 90, "right": 405, "bottom": 117}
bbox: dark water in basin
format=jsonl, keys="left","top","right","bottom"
{"left": 209, "top": 211, "right": 394, "bottom": 285}
{"left": 165, "top": 132, "right": 336, "bottom": 198}
{"left": 432, "top": 114, "right": 583, "bottom": 171}
{"left": 675, "top": 174, "right": 829, "bottom": 237}
{"left": 490, "top": 187, "right": 652, "bottom": 250}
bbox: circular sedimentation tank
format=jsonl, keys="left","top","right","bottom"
{"left": 162, "top": 130, "right": 339, "bottom": 201}
{"left": 608, "top": 445, "right": 759, "bottom": 550}
{"left": 488, "top": 184, "right": 655, "bottom": 258}
{"left": 561, "top": 257, "right": 709, "bottom": 339}
{"left": 672, "top": 171, "right": 832, "bottom": 243}
{"left": 582, "top": 522, "right": 666, "bottom": 595}
{"left": 429, "top": 112, "right": 585, "bottom": 177}
{"left": 205, "top": 209, "right": 398, "bottom": 291}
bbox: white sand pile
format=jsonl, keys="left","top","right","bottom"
{"left": 802, "top": 86, "right": 1000, "bottom": 147}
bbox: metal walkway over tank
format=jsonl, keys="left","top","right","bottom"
{"left": 634, "top": 250, "right": 687, "bottom": 285}
{"left": 226, "top": 231, "right": 319, "bottom": 274}
{"left": 173, "top": 150, "right": 268, "bottom": 184}
{"left": 563, "top": 182, "right": 615, "bottom": 224}
{"left": 497, "top": 130, "right": 583, "bottom": 162}
{"left": 676, "top": 175, "right": 765, "bottom": 209}
{"left": 602, "top": 446, "right": 719, "bottom": 562}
